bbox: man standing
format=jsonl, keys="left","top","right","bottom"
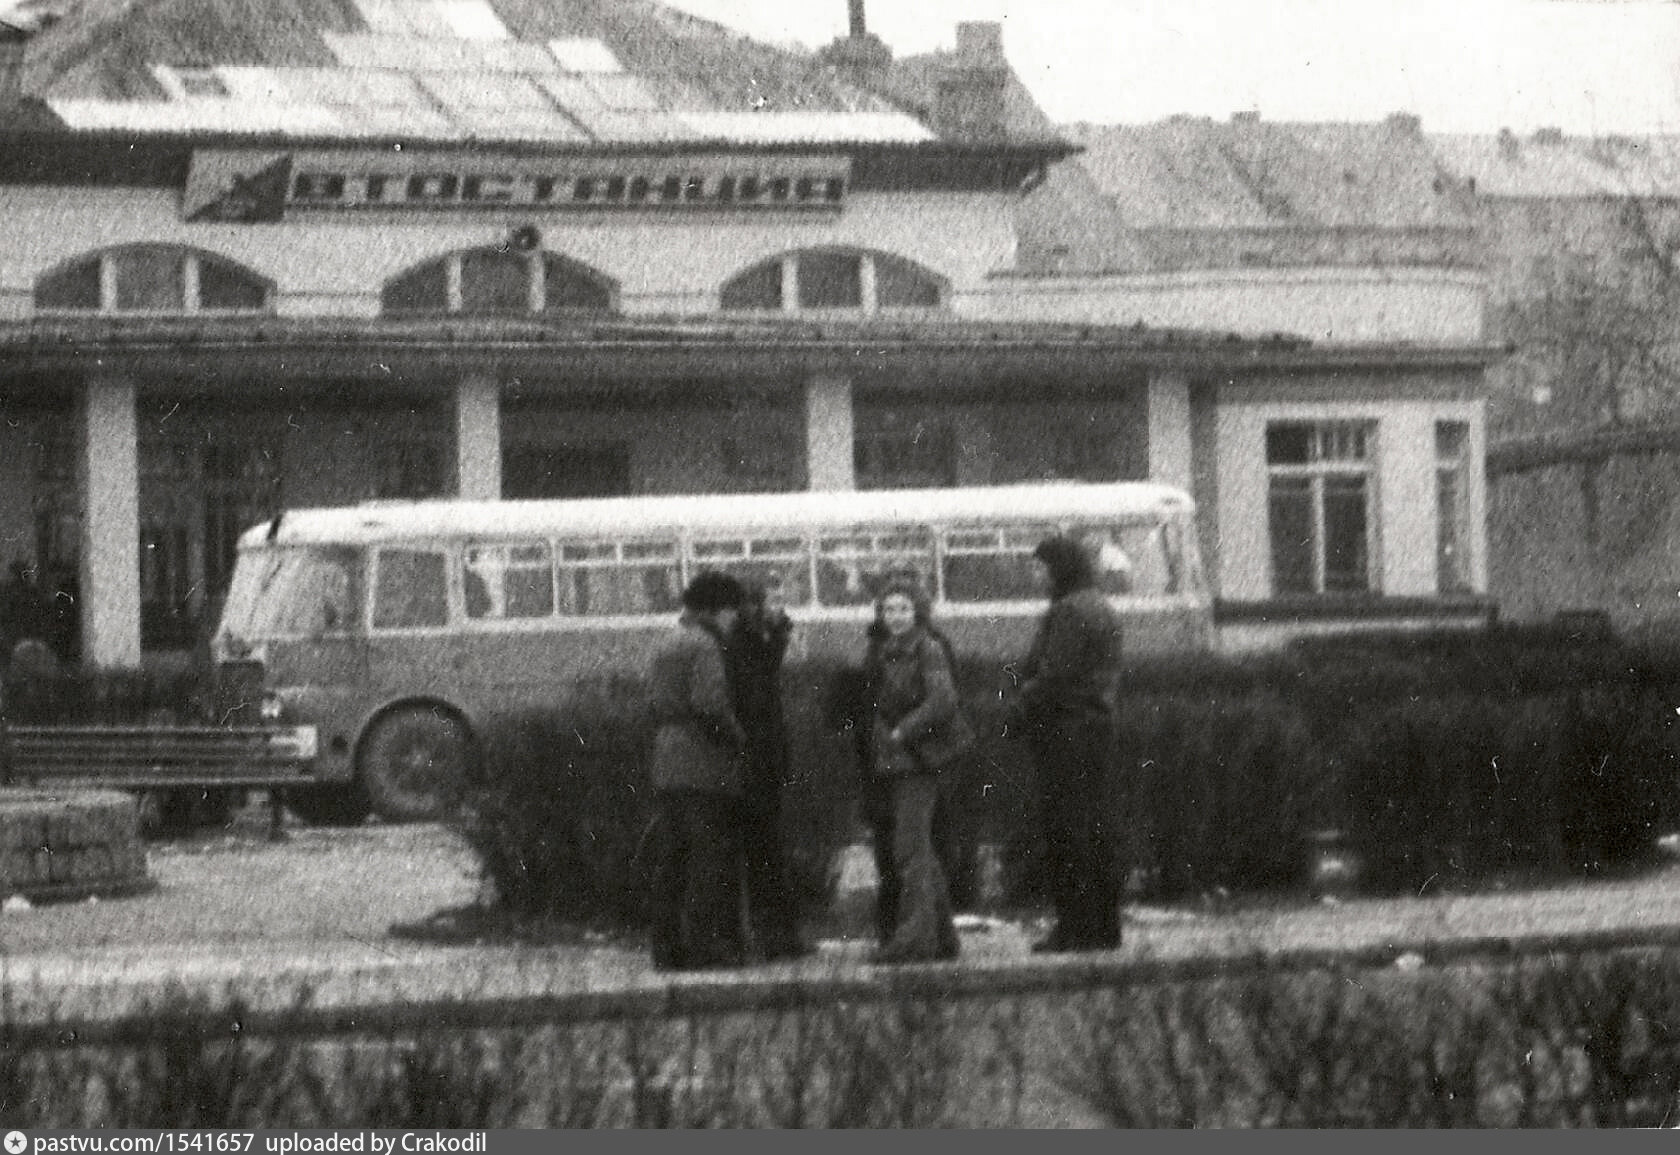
{"left": 728, "top": 577, "right": 810, "bottom": 961}
{"left": 1012, "top": 534, "right": 1125, "bottom": 953}
{"left": 646, "top": 570, "right": 749, "bottom": 971}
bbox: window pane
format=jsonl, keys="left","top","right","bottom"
{"left": 221, "top": 547, "right": 359, "bottom": 638}
{"left": 463, "top": 542, "right": 554, "bottom": 620}
{"left": 113, "top": 249, "right": 186, "bottom": 311}
{"left": 460, "top": 250, "right": 530, "bottom": 314}
{"left": 797, "top": 251, "right": 862, "bottom": 309}
{"left": 559, "top": 558, "right": 682, "bottom": 617}
{"left": 720, "top": 261, "right": 781, "bottom": 310}
{"left": 942, "top": 551, "right": 1040, "bottom": 602}
{"left": 875, "top": 254, "right": 942, "bottom": 308}
{"left": 35, "top": 256, "right": 102, "bottom": 310}
{"left": 1087, "top": 523, "right": 1179, "bottom": 597}
{"left": 1436, "top": 421, "right": 1472, "bottom": 594}
{"left": 1266, "top": 424, "right": 1312, "bottom": 466}
{"left": 383, "top": 259, "right": 449, "bottom": 314}
{"left": 1268, "top": 477, "right": 1315, "bottom": 595}
{"left": 542, "top": 256, "right": 611, "bottom": 311}
{"left": 373, "top": 548, "right": 449, "bottom": 629}
{"left": 815, "top": 530, "right": 933, "bottom": 606}
{"left": 1322, "top": 476, "right": 1369, "bottom": 593}
{"left": 198, "top": 256, "right": 268, "bottom": 311}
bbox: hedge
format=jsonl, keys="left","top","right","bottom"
{"left": 459, "top": 627, "right": 1680, "bottom": 931}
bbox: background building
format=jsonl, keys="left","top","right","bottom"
{"left": 0, "top": 0, "right": 1496, "bottom": 669}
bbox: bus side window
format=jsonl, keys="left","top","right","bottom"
{"left": 372, "top": 548, "right": 449, "bottom": 630}
{"left": 464, "top": 542, "right": 554, "bottom": 621}
{"left": 816, "top": 530, "right": 933, "bottom": 606}
{"left": 941, "top": 526, "right": 1054, "bottom": 603}
{"left": 689, "top": 536, "right": 811, "bottom": 606}
{"left": 561, "top": 540, "right": 680, "bottom": 617}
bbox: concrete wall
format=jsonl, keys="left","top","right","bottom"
{"left": 0, "top": 187, "right": 1019, "bottom": 319}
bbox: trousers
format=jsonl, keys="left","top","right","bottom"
{"left": 862, "top": 772, "right": 959, "bottom": 959}
{"left": 1031, "top": 710, "right": 1122, "bottom": 947}
{"left": 647, "top": 790, "right": 743, "bottom": 969}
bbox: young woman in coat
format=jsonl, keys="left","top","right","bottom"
{"left": 859, "top": 575, "right": 969, "bottom": 964}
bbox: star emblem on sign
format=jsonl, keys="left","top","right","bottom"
{"left": 5, "top": 1131, "right": 27, "bottom": 1154}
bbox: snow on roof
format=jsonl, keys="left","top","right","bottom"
{"left": 241, "top": 481, "right": 1198, "bottom": 550}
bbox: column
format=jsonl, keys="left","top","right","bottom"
{"left": 78, "top": 376, "right": 141, "bottom": 670}
{"left": 1379, "top": 408, "right": 1437, "bottom": 598}
{"left": 1147, "top": 371, "right": 1194, "bottom": 493}
{"left": 455, "top": 374, "right": 502, "bottom": 501}
{"left": 805, "top": 375, "right": 856, "bottom": 492}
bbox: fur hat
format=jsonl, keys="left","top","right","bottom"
{"left": 682, "top": 570, "right": 746, "bottom": 614}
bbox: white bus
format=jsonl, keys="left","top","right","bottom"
{"left": 211, "top": 482, "right": 1213, "bottom": 824}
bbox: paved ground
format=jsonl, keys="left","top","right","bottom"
{"left": 6, "top": 808, "right": 1680, "bottom": 1024}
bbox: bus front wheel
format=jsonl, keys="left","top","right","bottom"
{"left": 358, "top": 707, "right": 474, "bottom": 822}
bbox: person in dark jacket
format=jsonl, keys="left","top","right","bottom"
{"left": 727, "top": 576, "right": 810, "bottom": 962}
{"left": 646, "top": 570, "right": 749, "bottom": 971}
{"left": 1013, "top": 533, "right": 1125, "bottom": 953}
{"left": 859, "top": 575, "right": 969, "bottom": 964}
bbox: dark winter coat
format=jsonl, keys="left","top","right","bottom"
{"left": 1017, "top": 540, "right": 1123, "bottom": 725}
{"left": 728, "top": 602, "right": 792, "bottom": 790}
{"left": 647, "top": 612, "right": 747, "bottom": 796}
{"left": 863, "top": 625, "right": 971, "bottom": 777}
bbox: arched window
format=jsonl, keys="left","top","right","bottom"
{"left": 720, "top": 249, "right": 944, "bottom": 314}
{"left": 35, "top": 246, "right": 270, "bottom": 314}
{"left": 382, "top": 249, "right": 614, "bottom": 316}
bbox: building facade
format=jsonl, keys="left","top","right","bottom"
{"left": 0, "top": 0, "right": 1497, "bottom": 669}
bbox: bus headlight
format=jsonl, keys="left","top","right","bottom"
{"left": 260, "top": 694, "right": 286, "bottom": 722}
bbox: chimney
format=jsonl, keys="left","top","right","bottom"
{"left": 1231, "top": 109, "right": 1261, "bottom": 127}
{"left": 1532, "top": 126, "right": 1565, "bottom": 146}
{"left": 1384, "top": 111, "right": 1421, "bottom": 136}
{"left": 934, "top": 21, "right": 1009, "bottom": 142}
{"left": 1497, "top": 127, "right": 1520, "bottom": 160}
{"left": 819, "top": 0, "right": 892, "bottom": 82}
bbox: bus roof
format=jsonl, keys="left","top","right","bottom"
{"left": 238, "top": 481, "right": 1197, "bottom": 550}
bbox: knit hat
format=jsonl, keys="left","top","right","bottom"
{"left": 1033, "top": 534, "right": 1098, "bottom": 597}
{"left": 682, "top": 570, "right": 746, "bottom": 614}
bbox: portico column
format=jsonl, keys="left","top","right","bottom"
{"left": 1147, "top": 371, "right": 1194, "bottom": 492}
{"left": 78, "top": 376, "right": 141, "bottom": 670}
{"left": 455, "top": 374, "right": 502, "bottom": 501}
{"left": 805, "top": 375, "right": 856, "bottom": 492}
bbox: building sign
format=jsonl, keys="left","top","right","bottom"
{"left": 184, "top": 149, "right": 850, "bottom": 221}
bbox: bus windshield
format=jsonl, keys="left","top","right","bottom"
{"left": 217, "top": 545, "right": 360, "bottom": 645}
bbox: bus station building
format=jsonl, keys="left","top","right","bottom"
{"left": 0, "top": 0, "right": 1500, "bottom": 668}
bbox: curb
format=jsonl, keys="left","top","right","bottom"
{"left": 11, "top": 916, "right": 1680, "bottom": 1047}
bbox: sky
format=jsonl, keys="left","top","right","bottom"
{"left": 666, "top": 0, "right": 1680, "bottom": 134}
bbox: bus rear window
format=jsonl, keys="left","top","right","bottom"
{"left": 218, "top": 546, "right": 358, "bottom": 639}
{"left": 373, "top": 548, "right": 449, "bottom": 630}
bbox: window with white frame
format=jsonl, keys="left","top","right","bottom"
{"left": 35, "top": 246, "right": 270, "bottom": 314}
{"left": 1266, "top": 420, "right": 1376, "bottom": 596}
{"left": 1435, "top": 420, "right": 1473, "bottom": 594}
{"left": 720, "top": 249, "right": 944, "bottom": 314}
{"left": 382, "top": 249, "right": 613, "bottom": 316}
